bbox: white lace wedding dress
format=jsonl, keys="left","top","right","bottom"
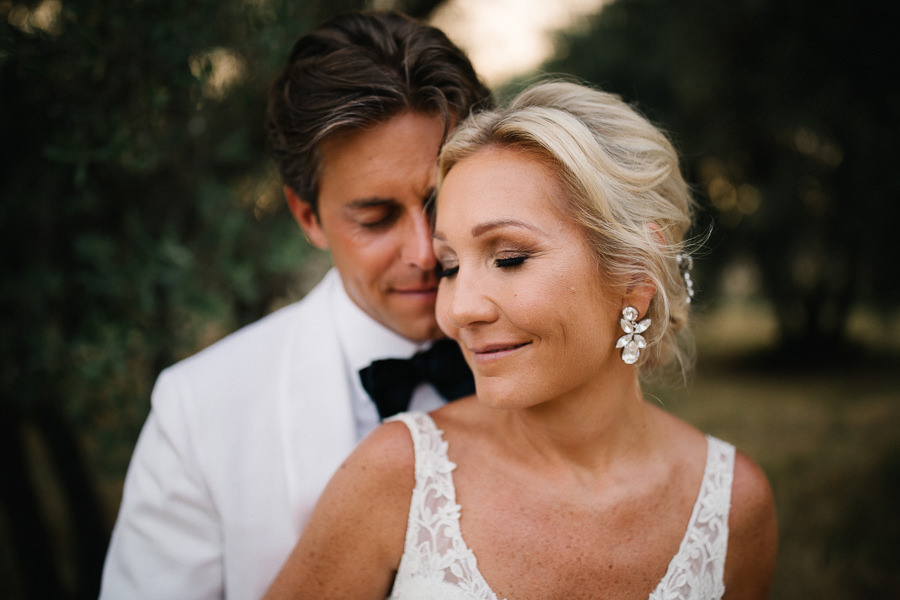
{"left": 386, "top": 412, "right": 734, "bottom": 600}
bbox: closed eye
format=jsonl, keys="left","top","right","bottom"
{"left": 495, "top": 256, "right": 527, "bottom": 268}
{"left": 436, "top": 264, "right": 459, "bottom": 279}
{"left": 346, "top": 200, "right": 401, "bottom": 230}
{"left": 359, "top": 208, "right": 400, "bottom": 229}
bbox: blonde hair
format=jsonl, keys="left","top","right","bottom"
{"left": 439, "top": 80, "right": 697, "bottom": 379}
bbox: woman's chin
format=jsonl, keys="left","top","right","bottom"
{"left": 473, "top": 381, "right": 538, "bottom": 411}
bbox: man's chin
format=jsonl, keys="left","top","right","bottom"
{"left": 391, "top": 287, "right": 438, "bottom": 305}
{"left": 390, "top": 315, "right": 443, "bottom": 344}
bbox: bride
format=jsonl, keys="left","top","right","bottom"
{"left": 264, "top": 80, "right": 777, "bottom": 599}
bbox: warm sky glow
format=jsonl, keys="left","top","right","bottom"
{"left": 430, "top": 0, "right": 608, "bottom": 87}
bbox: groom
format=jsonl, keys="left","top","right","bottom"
{"left": 100, "top": 11, "right": 491, "bottom": 599}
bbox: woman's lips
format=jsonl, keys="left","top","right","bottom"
{"left": 470, "top": 341, "right": 532, "bottom": 360}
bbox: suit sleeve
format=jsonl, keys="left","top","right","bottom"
{"left": 99, "top": 368, "right": 224, "bottom": 600}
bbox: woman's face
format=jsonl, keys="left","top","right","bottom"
{"left": 433, "top": 147, "right": 624, "bottom": 409}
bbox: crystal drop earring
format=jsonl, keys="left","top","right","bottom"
{"left": 616, "top": 306, "right": 651, "bottom": 365}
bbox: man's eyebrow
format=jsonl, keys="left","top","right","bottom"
{"left": 345, "top": 188, "right": 435, "bottom": 210}
{"left": 343, "top": 197, "right": 395, "bottom": 209}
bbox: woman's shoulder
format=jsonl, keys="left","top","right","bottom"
{"left": 723, "top": 450, "right": 778, "bottom": 598}
{"left": 353, "top": 418, "right": 418, "bottom": 478}
{"left": 263, "top": 417, "right": 417, "bottom": 598}
{"left": 316, "top": 418, "right": 418, "bottom": 522}
{"left": 729, "top": 449, "right": 777, "bottom": 544}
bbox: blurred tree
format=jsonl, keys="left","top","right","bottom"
{"left": 392, "top": 0, "right": 445, "bottom": 20}
{"left": 0, "top": 0, "right": 467, "bottom": 596}
{"left": 542, "top": 0, "right": 900, "bottom": 360}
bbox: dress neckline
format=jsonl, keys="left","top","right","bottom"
{"left": 412, "top": 411, "right": 726, "bottom": 600}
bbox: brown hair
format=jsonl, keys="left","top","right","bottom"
{"left": 266, "top": 11, "right": 493, "bottom": 213}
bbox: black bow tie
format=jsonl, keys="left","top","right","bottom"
{"left": 359, "top": 338, "right": 475, "bottom": 419}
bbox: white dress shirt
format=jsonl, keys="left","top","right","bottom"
{"left": 332, "top": 276, "right": 446, "bottom": 440}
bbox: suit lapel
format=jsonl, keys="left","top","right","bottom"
{"left": 276, "top": 271, "right": 358, "bottom": 535}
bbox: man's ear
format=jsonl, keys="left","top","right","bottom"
{"left": 284, "top": 185, "right": 328, "bottom": 249}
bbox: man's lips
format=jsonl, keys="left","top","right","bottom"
{"left": 390, "top": 285, "right": 438, "bottom": 304}
{"left": 392, "top": 286, "right": 437, "bottom": 295}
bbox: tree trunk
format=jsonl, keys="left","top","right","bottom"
{"left": 34, "top": 401, "right": 109, "bottom": 600}
{"left": 0, "top": 405, "right": 69, "bottom": 600}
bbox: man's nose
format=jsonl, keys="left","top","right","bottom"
{"left": 401, "top": 210, "right": 437, "bottom": 270}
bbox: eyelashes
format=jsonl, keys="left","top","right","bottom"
{"left": 436, "top": 255, "right": 528, "bottom": 279}
{"left": 436, "top": 265, "right": 458, "bottom": 279}
{"left": 358, "top": 210, "right": 399, "bottom": 229}
{"left": 495, "top": 255, "right": 527, "bottom": 268}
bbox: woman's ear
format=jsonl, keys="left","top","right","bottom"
{"left": 623, "top": 279, "right": 656, "bottom": 318}
{"left": 646, "top": 222, "right": 666, "bottom": 247}
{"left": 284, "top": 185, "right": 329, "bottom": 249}
{"left": 623, "top": 222, "right": 664, "bottom": 317}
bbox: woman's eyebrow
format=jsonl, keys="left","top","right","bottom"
{"left": 470, "top": 218, "right": 542, "bottom": 237}
{"left": 433, "top": 218, "right": 544, "bottom": 242}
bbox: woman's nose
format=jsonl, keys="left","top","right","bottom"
{"left": 442, "top": 267, "right": 497, "bottom": 329}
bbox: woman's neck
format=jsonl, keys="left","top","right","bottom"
{"left": 497, "top": 369, "right": 656, "bottom": 480}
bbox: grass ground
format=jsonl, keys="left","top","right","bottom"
{"left": 657, "top": 365, "right": 900, "bottom": 597}
{"left": 654, "top": 302, "right": 900, "bottom": 597}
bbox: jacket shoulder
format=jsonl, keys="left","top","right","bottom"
{"left": 168, "top": 276, "right": 334, "bottom": 382}
{"left": 151, "top": 274, "right": 341, "bottom": 420}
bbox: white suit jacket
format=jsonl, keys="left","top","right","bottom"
{"left": 100, "top": 269, "right": 442, "bottom": 599}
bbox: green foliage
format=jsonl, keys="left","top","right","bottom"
{"left": 542, "top": 0, "right": 900, "bottom": 356}
{"left": 1, "top": 2, "right": 443, "bottom": 594}
{"left": 0, "top": 0, "right": 367, "bottom": 471}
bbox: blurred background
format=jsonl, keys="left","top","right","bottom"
{"left": 2, "top": 0, "right": 898, "bottom": 597}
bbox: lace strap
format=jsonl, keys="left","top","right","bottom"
{"left": 651, "top": 435, "right": 735, "bottom": 600}
{"left": 386, "top": 411, "right": 454, "bottom": 484}
{"left": 703, "top": 437, "right": 734, "bottom": 546}
{"left": 702, "top": 436, "right": 734, "bottom": 597}
{"left": 386, "top": 412, "right": 501, "bottom": 600}
{"left": 384, "top": 411, "right": 461, "bottom": 560}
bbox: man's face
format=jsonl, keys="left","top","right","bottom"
{"left": 287, "top": 111, "right": 445, "bottom": 342}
